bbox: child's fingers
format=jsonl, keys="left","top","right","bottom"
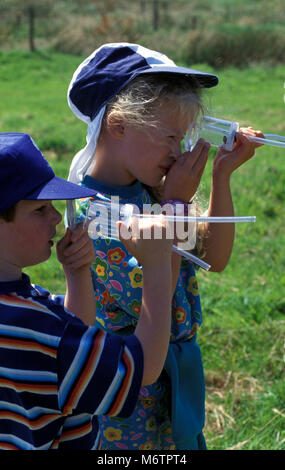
{"left": 118, "top": 216, "right": 171, "bottom": 243}
{"left": 64, "top": 228, "right": 91, "bottom": 257}
{"left": 117, "top": 220, "right": 134, "bottom": 241}
{"left": 235, "top": 131, "right": 256, "bottom": 151}
{"left": 62, "top": 234, "right": 95, "bottom": 270}
{"left": 57, "top": 228, "right": 72, "bottom": 248}
{"left": 181, "top": 138, "right": 207, "bottom": 161}
{"left": 56, "top": 228, "right": 72, "bottom": 261}
{"left": 229, "top": 132, "right": 256, "bottom": 163}
{"left": 57, "top": 222, "right": 95, "bottom": 271}
{"left": 180, "top": 139, "right": 210, "bottom": 173}
{"left": 69, "top": 222, "right": 86, "bottom": 242}
{"left": 191, "top": 141, "right": 210, "bottom": 175}
{"left": 64, "top": 252, "right": 95, "bottom": 271}
{"left": 240, "top": 126, "right": 264, "bottom": 138}
{"left": 57, "top": 223, "right": 86, "bottom": 256}
{"left": 65, "top": 241, "right": 94, "bottom": 263}
{"left": 239, "top": 127, "right": 265, "bottom": 148}
{"left": 213, "top": 126, "right": 264, "bottom": 175}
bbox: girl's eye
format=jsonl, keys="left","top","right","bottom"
{"left": 168, "top": 135, "right": 183, "bottom": 143}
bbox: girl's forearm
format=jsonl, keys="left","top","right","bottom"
{"left": 134, "top": 260, "right": 172, "bottom": 386}
{"left": 171, "top": 247, "right": 182, "bottom": 296}
{"left": 202, "top": 174, "right": 235, "bottom": 272}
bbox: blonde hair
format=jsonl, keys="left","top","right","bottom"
{"left": 104, "top": 73, "right": 205, "bottom": 131}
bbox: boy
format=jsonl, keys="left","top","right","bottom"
{"left": 0, "top": 132, "right": 173, "bottom": 450}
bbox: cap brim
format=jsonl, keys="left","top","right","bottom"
{"left": 138, "top": 65, "right": 219, "bottom": 88}
{"left": 24, "top": 176, "right": 96, "bottom": 201}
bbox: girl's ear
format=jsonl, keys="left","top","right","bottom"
{"left": 106, "top": 113, "right": 126, "bottom": 139}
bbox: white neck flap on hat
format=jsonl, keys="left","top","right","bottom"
{"left": 67, "top": 106, "right": 105, "bottom": 184}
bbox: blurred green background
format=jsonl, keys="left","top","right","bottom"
{"left": 0, "top": 0, "right": 284, "bottom": 450}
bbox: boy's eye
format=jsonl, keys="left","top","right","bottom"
{"left": 35, "top": 205, "right": 46, "bottom": 212}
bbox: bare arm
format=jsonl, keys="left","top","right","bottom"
{"left": 57, "top": 224, "right": 96, "bottom": 326}
{"left": 134, "top": 259, "right": 172, "bottom": 385}
{"left": 201, "top": 173, "right": 235, "bottom": 272}
{"left": 118, "top": 217, "right": 173, "bottom": 386}
{"left": 162, "top": 138, "right": 210, "bottom": 293}
{"left": 202, "top": 129, "right": 264, "bottom": 272}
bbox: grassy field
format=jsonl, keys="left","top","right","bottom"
{"left": 0, "top": 50, "right": 284, "bottom": 450}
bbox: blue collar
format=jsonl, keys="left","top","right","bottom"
{"left": 0, "top": 273, "right": 33, "bottom": 295}
{"left": 82, "top": 175, "right": 143, "bottom": 199}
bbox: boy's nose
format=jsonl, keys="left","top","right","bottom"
{"left": 52, "top": 207, "right": 62, "bottom": 225}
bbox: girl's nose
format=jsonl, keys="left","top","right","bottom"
{"left": 173, "top": 141, "right": 183, "bottom": 158}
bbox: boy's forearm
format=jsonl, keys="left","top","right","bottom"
{"left": 134, "top": 260, "right": 172, "bottom": 386}
{"left": 202, "top": 174, "right": 235, "bottom": 272}
{"left": 64, "top": 268, "right": 96, "bottom": 326}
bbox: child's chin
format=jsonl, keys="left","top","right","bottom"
{"left": 24, "top": 252, "right": 51, "bottom": 268}
{"left": 144, "top": 175, "right": 165, "bottom": 188}
{"left": 39, "top": 249, "right": 53, "bottom": 264}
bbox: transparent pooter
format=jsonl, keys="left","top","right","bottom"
{"left": 184, "top": 115, "right": 285, "bottom": 152}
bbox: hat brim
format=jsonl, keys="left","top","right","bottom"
{"left": 138, "top": 65, "right": 218, "bottom": 88}
{"left": 24, "top": 176, "right": 96, "bottom": 201}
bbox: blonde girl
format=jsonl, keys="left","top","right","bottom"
{"left": 66, "top": 43, "right": 263, "bottom": 450}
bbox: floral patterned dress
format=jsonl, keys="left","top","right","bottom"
{"left": 75, "top": 175, "right": 206, "bottom": 450}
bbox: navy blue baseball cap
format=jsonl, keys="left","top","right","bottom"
{"left": 0, "top": 133, "right": 96, "bottom": 213}
{"left": 68, "top": 43, "right": 219, "bottom": 124}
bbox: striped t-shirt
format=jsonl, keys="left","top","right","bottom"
{"left": 0, "top": 274, "right": 143, "bottom": 450}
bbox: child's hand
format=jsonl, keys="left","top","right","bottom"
{"left": 57, "top": 222, "right": 95, "bottom": 275}
{"left": 162, "top": 138, "right": 210, "bottom": 202}
{"left": 58, "top": 223, "right": 96, "bottom": 325}
{"left": 117, "top": 215, "right": 173, "bottom": 267}
{"left": 213, "top": 127, "right": 264, "bottom": 179}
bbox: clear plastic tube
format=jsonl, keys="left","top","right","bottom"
{"left": 127, "top": 214, "right": 256, "bottom": 223}
{"left": 184, "top": 115, "right": 285, "bottom": 151}
{"left": 88, "top": 214, "right": 211, "bottom": 270}
{"left": 243, "top": 134, "right": 285, "bottom": 149}
{"left": 85, "top": 201, "right": 256, "bottom": 270}
{"left": 171, "top": 246, "right": 211, "bottom": 271}
{"left": 86, "top": 201, "right": 256, "bottom": 225}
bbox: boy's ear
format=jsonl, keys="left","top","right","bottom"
{"left": 106, "top": 113, "right": 126, "bottom": 139}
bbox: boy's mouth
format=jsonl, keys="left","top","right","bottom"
{"left": 48, "top": 232, "right": 56, "bottom": 247}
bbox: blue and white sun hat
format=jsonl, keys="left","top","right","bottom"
{"left": 67, "top": 42, "right": 219, "bottom": 184}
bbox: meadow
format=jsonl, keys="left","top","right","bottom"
{"left": 0, "top": 50, "right": 284, "bottom": 450}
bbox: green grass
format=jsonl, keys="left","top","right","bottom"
{"left": 0, "top": 50, "right": 284, "bottom": 450}
{"left": 0, "top": 50, "right": 86, "bottom": 155}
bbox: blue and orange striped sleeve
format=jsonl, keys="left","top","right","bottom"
{"left": 57, "top": 321, "right": 143, "bottom": 418}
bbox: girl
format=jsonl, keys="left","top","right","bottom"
{"left": 66, "top": 43, "right": 263, "bottom": 450}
